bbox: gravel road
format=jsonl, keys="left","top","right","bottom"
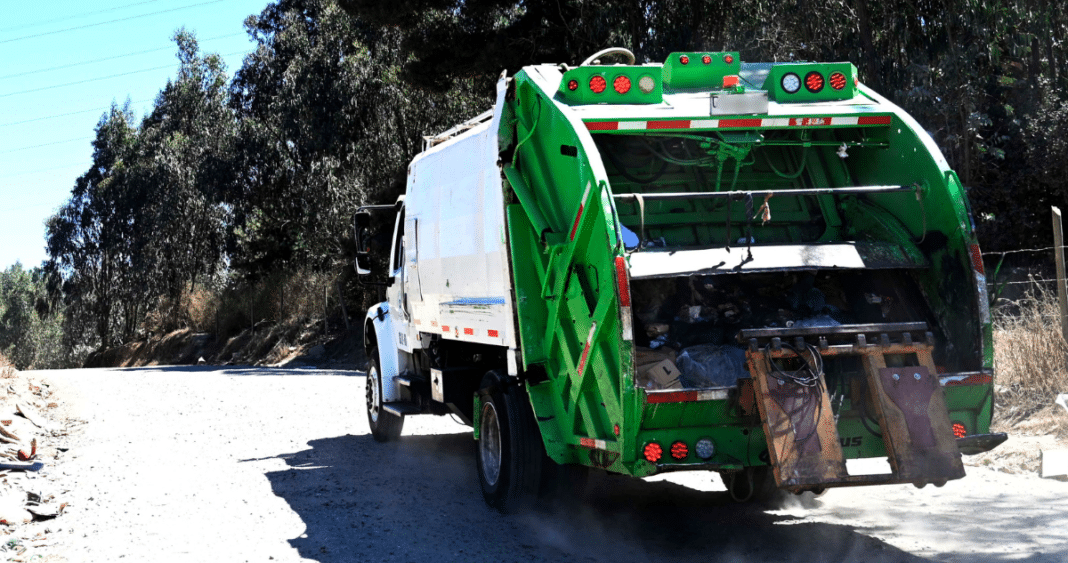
{"left": 28, "top": 366, "right": 1068, "bottom": 562}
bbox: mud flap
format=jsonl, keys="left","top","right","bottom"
{"left": 743, "top": 323, "right": 965, "bottom": 491}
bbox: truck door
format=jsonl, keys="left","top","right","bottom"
{"left": 386, "top": 206, "right": 413, "bottom": 353}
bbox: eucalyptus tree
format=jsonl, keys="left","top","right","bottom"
{"left": 228, "top": 0, "right": 487, "bottom": 276}
{"left": 45, "top": 101, "right": 142, "bottom": 349}
{"left": 129, "top": 29, "right": 236, "bottom": 328}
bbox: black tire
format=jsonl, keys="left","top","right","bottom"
{"left": 723, "top": 467, "right": 787, "bottom": 505}
{"left": 366, "top": 348, "right": 403, "bottom": 442}
{"left": 475, "top": 371, "right": 543, "bottom": 513}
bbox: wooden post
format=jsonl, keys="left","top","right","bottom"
{"left": 336, "top": 280, "right": 350, "bottom": 332}
{"left": 1053, "top": 206, "right": 1068, "bottom": 343}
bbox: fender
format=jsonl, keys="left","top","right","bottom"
{"left": 365, "top": 302, "right": 409, "bottom": 402}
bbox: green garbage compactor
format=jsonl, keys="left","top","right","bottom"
{"left": 353, "top": 48, "right": 1005, "bottom": 513}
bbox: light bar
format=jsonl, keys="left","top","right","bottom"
{"left": 662, "top": 51, "right": 741, "bottom": 90}
{"left": 558, "top": 66, "right": 663, "bottom": 105}
{"left": 767, "top": 62, "right": 858, "bottom": 102}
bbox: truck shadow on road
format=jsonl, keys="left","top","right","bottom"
{"left": 255, "top": 430, "right": 934, "bottom": 563}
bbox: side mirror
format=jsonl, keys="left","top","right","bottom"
{"left": 353, "top": 211, "right": 373, "bottom": 275}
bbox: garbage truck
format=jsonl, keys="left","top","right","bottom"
{"left": 353, "top": 48, "right": 1006, "bottom": 512}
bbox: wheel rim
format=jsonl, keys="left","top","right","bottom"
{"left": 367, "top": 365, "right": 380, "bottom": 424}
{"left": 479, "top": 401, "right": 502, "bottom": 487}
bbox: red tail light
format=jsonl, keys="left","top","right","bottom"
{"left": 952, "top": 423, "right": 967, "bottom": 438}
{"left": 643, "top": 442, "right": 663, "bottom": 463}
{"left": 724, "top": 54, "right": 734, "bottom": 64}
{"left": 613, "top": 75, "right": 631, "bottom": 94}
{"left": 701, "top": 55, "right": 712, "bottom": 64}
{"left": 615, "top": 256, "right": 631, "bottom": 306}
{"left": 805, "top": 71, "right": 824, "bottom": 93}
{"left": 829, "top": 72, "right": 847, "bottom": 90}
{"left": 723, "top": 75, "right": 740, "bottom": 88}
{"left": 679, "top": 55, "right": 689, "bottom": 65}
{"left": 567, "top": 79, "right": 579, "bottom": 91}
{"left": 670, "top": 441, "right": 688, "bottom": 460}
{"left": 590, "top": 75, "right": 607, "bottom": 94}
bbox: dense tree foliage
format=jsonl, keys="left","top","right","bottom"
{"left": 0, "top": 264, "right": 68, "bottom": 370}
{"left": 37, "top": 0, "right": 1068, "bottom": 357}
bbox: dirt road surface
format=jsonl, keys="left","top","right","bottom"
{"left": 28, "top": 366, "right": 1068, "bottom": 562}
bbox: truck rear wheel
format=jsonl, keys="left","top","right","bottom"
{"left": 723, "top": 467, "right": 785, "bottom": 505}
{"left": 476, "top": 371, "right": 543, "bottom": 513}
{"left": 366, "top": 348, "right": 403, "bottom": 442}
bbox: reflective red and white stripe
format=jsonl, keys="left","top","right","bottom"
{"left": 576, "top": 323, "right": 597, "bottom": 376}
{"left": 586, "top": 115, "right": 892, "bottom": 131}
{"left": 646, "top": 388, "right": 729, "bottom": 404}
{"left": 570, "top": 182, "right": 594, "bottom": 241}
{"left": 417, "top": 321, "right": 501, "bottom": 339}
{"left": 940, "top": 373, "right": 993, "bottom": 386}
{"left": 579, "top": 437, "right": 608, "bottom": 449}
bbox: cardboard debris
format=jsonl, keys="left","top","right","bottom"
{"left": 635, "top": 346, "right": 677, "bottom": 368}
{"left": 15, "top": 403, "right": 53, "bottom": 432}
{"left": 638, "top": 359, "right": 682, "bottom": 390}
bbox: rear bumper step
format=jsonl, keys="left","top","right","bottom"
{"left": 957, "top": 433, "right": 1008, "bottom": 455}
{"left": 382, "top": 402, "right": 423, "bottom": 417}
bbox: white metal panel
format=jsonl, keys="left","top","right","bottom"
{"left": 627, "top": 244, "right": 871, "bottom": 279}
{"left": 403, "top": 78, "right": 516, "bottom": 348}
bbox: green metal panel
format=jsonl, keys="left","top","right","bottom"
{"left": 506, "top": 70, "right": 636, "bottom": 474}
{"left": 662, "top": 52, "right": 741, "bottom": 90}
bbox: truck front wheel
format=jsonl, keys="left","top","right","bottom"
{"left": 366, "top": 348, "right": 403, "bottom": 442}
{"left": 476, "top": 371, "right": 543, "bottom": 513}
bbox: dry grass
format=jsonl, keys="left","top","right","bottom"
{"left": 992, "top": 282, "right": 1068, "bottom": 437}
{"left": 142, "top": 269, "right": 337, "bottom": 342}
{"left": 0, "top": 352, "right": 15, "bottom": 379}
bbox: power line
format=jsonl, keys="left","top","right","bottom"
{"left": 0, "top": 163, "right": 91, "bottom": 181}
{"left": 0, "top": 137, "right": 92, "bottom": 155}
{"left": 0, "top": 0, "right": 225, "bottom": 45}
{"left": 0, "top": 99, "right": 156, "bottom": 129}
{"left": 0, "top": 50, "right": 250, "bottom": 99}
{"left": 0, "top": 0, "right": 166, "bottom": 33}
{"left": 0, "top": 200, "right": 67, "bottom": 214}
{"left": 0, "top": 32, "right": 245, "bottom": 81}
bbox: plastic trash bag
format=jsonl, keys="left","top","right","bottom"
{"left": 793, "top": 315, "right": 840, "bottom": 328}
{"left": 676, "top": 345, "right": 748, "bottom": 388}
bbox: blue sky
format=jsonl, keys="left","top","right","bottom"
{"left": 0, "top": 0, "right": 270, "bottom": 270}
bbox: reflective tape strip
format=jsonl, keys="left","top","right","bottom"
{"left": 488, "top": 329, "right": 499, "bottom": 338}
{"left": 585, "top": 115, "right": 892, "bottom": 131}
{"left": 441, "top": 325, "right": 450, "bottom": 332}
{"left": 858, "top": 115, "right": 893, "bottom": 125}
{"left": 576, "top": 322, "right": 597, "bottom": 376}
{"left": 940, "top": 373, "right": 993, "bottom": 386}
{"left": 646, "top": 388, "right": 729, "bottom": 404}
{"left": 579, "top": 437, "right": 608, "bottom": 449}
{"left": 463, "top": 327, "right": 474, "bottom": 335}
{"left": 570, "top": 182, "right": 594, "bottom": 241}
